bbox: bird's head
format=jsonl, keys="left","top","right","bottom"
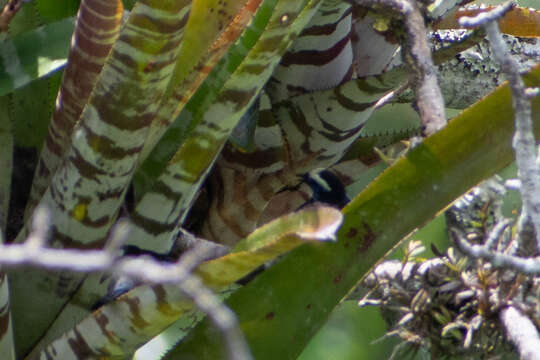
{"left": 300, "top": 168, "right": 350, "bottom": 209}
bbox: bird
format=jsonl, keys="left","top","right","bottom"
{"left": 300, "top": 168, "right": 350, "bottom": 209}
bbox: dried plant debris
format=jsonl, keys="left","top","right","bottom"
{"left": 360, "top": 178, "right": 539, "bottom": 359}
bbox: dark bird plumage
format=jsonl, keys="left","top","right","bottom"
{"left": 301, "top": 169, "right": 350, "bottom": 209}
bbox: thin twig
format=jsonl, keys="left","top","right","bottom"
{"left": 356, "top": 0, "right": 447, "bottom": 135}
{"left": 452, "top": 229, "right": 540, "bottom": 274}
{"left": 0, "top": 208, "right": 252, "bottom": 360}
{"left": 460, "top": 2, "right": 540, "bottom": 252}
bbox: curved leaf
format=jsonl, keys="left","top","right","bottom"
{"left": 32, "top": 206, "right": 342, "bottom": 359}
{"left": 128, "top": 0, "right": 322, "bottom": 252}
{"left": 0, "top": 18, "right": 74, "bottom": 97}
{"left": 10, "top": 1, "right": 191, "bottom": 354}
{"left": 26, "top": 0, "right": 124, "bottom": 218}
{"left": 166, "top": 64, "right": 540, "bottom": 360}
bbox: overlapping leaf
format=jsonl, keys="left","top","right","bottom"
{"left": 128, "top": 0, "right": 322, "bottom": 251}
{"left": 0, "top": 18, "right": 73, "bottom": 97}
{"left": 9, "top": 0, "right": 192, "bottom": 354}
{"left": 31, "top": 206, "right": 342, "bottom": 359}
{"left": 165, "top": 65, "right": 540, "bottom": 360}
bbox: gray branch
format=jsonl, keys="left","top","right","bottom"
{"left": 452, "top": 228, "right": 540, "bottom": 274}
{"left": 356, "top": 0, "right": 447, "bottom": 135}
{"left": 0, "top": 208, "right": 252, "bottom": 360}
{"left": 460, "top": 2, "right": 540, "bottom": 252}
{"left": 398, "top": 31, "right": 539, "bottom": 109}
{"left": 500, "top": 306, "right": 540, "bottom": 360}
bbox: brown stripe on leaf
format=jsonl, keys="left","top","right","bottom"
{"left": 256, "top": 174, "right": 280, "bottom": 202}
{"left": 53, "top": 227, "right": 108, "bottom": 249}
{"left": 108, "top": 49, "right": 138, "bottom": 72}
{"left": 301, "top": 6, "right": 351, "bottom": 36}
{"left": 231, "top": 171, "right": 260, "bottom": 223}
{"left": 68, "top": 147, "right": 111, "bottom": 182}
{"left": 68, "top": 326, "right": 94, "bottom": 359}
{"left": 82, "top": 123, "right": 144, "bottom": 160}
{"left": 317, "top": 125, "right": 363, "bottom": 142}
{"left": 149, "top": 179, "right": 184, "bottom": 200}
{"left": 222, "top": 145, "right": 284, "bottom": 170}
{"left": 78, "top": 0, "right": 124, "bottom": 35}
{"left": 129, "top": 6, "right": 190, "bottom": 35}
{"left": 219, "top": 87, "right": 258, "bottom": 112}
{"left": 333, "top": 85, "right": 377, "bottom": 112}
{"left": 214, "top": 172, "right": 248, "bottom": 238}
{"left": 131, "top": 210, "right": 176, "bottom": 236}
{"left": 152, "top": 285, "right": 178, "bottom": 317}
{"left": 90, "top": 92, "right": 155, "bottom": 132}
{"left": 49, "top": 184, "right": 65, "bottom": 207}
{"left": 279, "top": 36, "right": 350, "bottom": 67}
{"left": 95, "top": 187, "right": 125, "bottom": 202}
{"left": 355, "top": 77, "right": 393, "bottom": 95}
{"left": 95, "top": 310, "right": 120, "bottom": 344}
{"left": 71, "top": 27, "right": 118, "bottom": 59}
{"left": 283, "top": 101, "right": 313, "bottom": 138}
{"left": 43, "top": 133, "right": 64, "bottom": 157}
{"left": 121, "top": 295, "right": 151, "bottom": 330}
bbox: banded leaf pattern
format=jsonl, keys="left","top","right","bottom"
{"left": 140, "top": 0, "right": 265, "bottom": 162}
{"left": 1, "top": 0, "right": 509, "bottom": 357}
{"left": 128, "top": 0, "right": 322, "bottom": 249}
{"left": 266, "top": 0, "right": 353, "bottom": 100}
{"left": 9, "top": 1, "right": 192, "bottom": 354}
{"left": 200, "top": 0, "right": 403, "bottom": 244}
{"left": 24, "top": 0, "right": 124, "bottom": 219}
{"left": 133, "top": 0, "right": 282, "bottom": 197}
{"left": 27, "top": 0, "right": 276, "bottom": 349}
{"left": 32, "top": 207, "right": 342, "bottom": 360}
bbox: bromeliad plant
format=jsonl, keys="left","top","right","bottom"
{"left": 0, "top": 0, "right": 538, "bottom": 359}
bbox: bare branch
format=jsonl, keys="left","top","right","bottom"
{"left": 460, "top": 2, "right": 540, "bottom": 252}
{"left": 356, "top": 0, "right": 447, "bottom": 135}
{"left": 458, "top": 2, "right": 515, "bottom": 28}
{"left": 451, "top": 228, "right": 540, "bottom": 274}
{"left": 0, "top": 208, "right": 252, "bottom": 360}
{"left": 500, "top": 306, "right": 540, "bottom": 360}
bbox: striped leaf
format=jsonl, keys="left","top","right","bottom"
{"left": 25, "top": 0, "right": 124, "bottom": 219}
{"left": 31, "top": 206, "right": 342, "bottom": 359}
{"left": 139, "top": 0, "right": 266, "bottom": 161}
{"left": 164, "top": 63, "right": 540, "bottom": 360}
{"left": 199, "top": 0, "right": 407, "bottom": 245}
{"left": 9, "top": 1, "right": 192, "bottom": 354}
{"left": 30, "top": 0, "right": 278, "bottom": 349}
{"left": 128, "top": 0, "right": 322, "bottom": 250}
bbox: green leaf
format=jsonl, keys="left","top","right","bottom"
{"left": 0, "top": 96, "right": 12, "bottom": 230}
{"left": 166, "top": 64, "right": 540, "bottom": 359}
{"left": 31, "top": 206, "right": 342, "bottom": 359}
{"left": 0, "top": 18, "right": 74, "bottom": 97}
